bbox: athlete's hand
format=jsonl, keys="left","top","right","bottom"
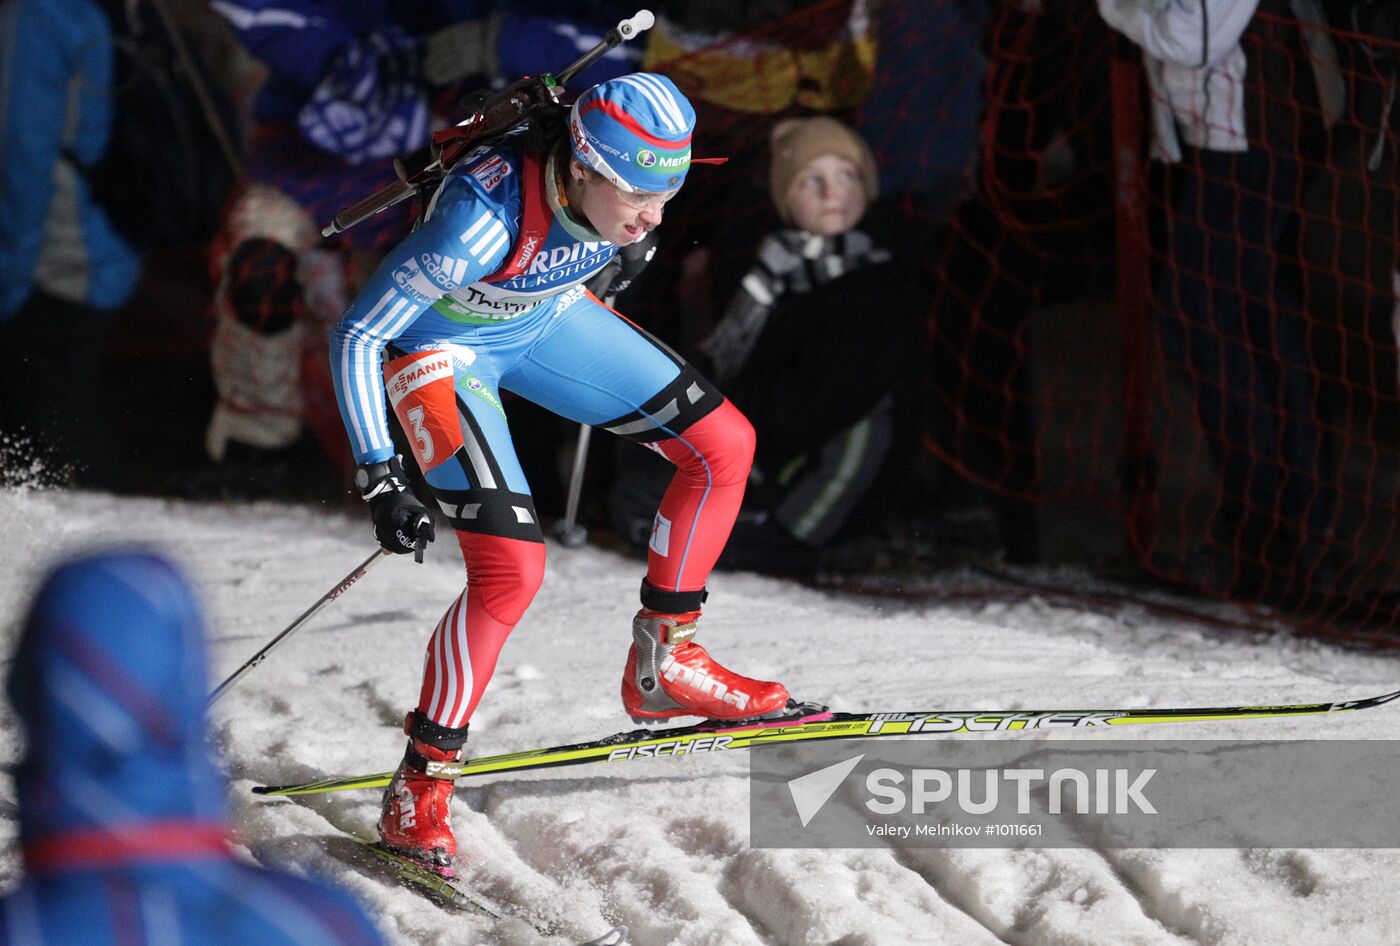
{"left": 611, "top": 231, "right": 658, "bottom": 298}
{"left": 586, "top": 232, "right": 658, "bottom": 303}
{"left": 357, "top": 457, "right": 436, "bottom": 555}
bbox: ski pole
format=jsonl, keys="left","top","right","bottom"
{"left": 207, "top": 548, "right": 390, "bottom": 706}
{"left": 551, "top": 281, "right": 629, "bottom": 550}
{"left": 552, "top": 423, "right": 593, "bottom": 548}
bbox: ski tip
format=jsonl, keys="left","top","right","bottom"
{"left": 251, "top": 783, "right": 304, "bottom": 796}
{"left": 578, "top": 925, "right": 629, "bottom": 946}
{"left": 367, "top": 840, "right": 458, "bottom": 878}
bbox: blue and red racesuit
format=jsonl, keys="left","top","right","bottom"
{"left": 329, "top": 139, "right": 754, "bottom": 729}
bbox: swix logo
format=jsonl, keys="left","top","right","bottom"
{"left": 570, "top": 122, "right": 591, "bottom": 156}
{"left": 649, "top": 512, "right": 671, "bottom": 556}
{"left": 660, "top": 653, "right": 751, "bottom": 712}
{"left": 518, "top": 233, "right": 542, "bottom": 260}
{"left": 606, "top": 734, "right": 734, "bottom": 762}
{"left": 864, "top": 712, "right": 1123, "bottom": 734}
{"left": 327, "top": 575, "right": 360, "bottom": 601}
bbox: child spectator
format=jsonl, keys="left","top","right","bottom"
{"left": 701, "top": 117, "right": 922, "bottom": 574}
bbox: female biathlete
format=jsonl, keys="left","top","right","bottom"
{"left": 329, "top": 73, "right": 799, "bottom": 873}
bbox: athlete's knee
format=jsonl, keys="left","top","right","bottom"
{"left": 673, "top": 399, "right": 754, "bottom": 486}
{"left": 458, "top": 532, "right": 546, "bottom": 626}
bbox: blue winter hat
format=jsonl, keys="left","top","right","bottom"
{"left": 569, "top": 73, "right": 695, "bottom": 193}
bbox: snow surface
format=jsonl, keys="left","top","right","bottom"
{"left": 2, "top": 488, "right": 1398, "bottom": 946}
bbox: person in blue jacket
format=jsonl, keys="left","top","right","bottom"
{"left": 0, "top": 0, "right": 142, "bottom": 488}
{"left": 0, "top": 549, "right": 386, "bottom": 945}
{"left": 331, "top": 73, "right": 800, "bottom": 874}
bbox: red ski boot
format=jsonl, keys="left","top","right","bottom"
{"left": 377, "top": 712, "right": 468, "bottom": 875}
{"left": 621, "top": 609, "right": 790, "bottom": 722}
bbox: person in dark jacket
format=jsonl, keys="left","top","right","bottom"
{"left": 702, "top": 117, "right": 922, "bottom": 573}
{"left": 0, "top": 549, "right": 386, "bottom": 945}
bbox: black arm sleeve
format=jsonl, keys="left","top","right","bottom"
{"left": 727, "top": 260, "right": 923, "bottom": 461}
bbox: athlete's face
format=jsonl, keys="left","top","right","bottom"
{"left": 784, "top": 155, "right": 867, "bottom": 236}
{"left": 569, "top": 158, "right": 678, "bottom": 245}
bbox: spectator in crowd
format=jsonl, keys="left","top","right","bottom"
{"left": 1099, "top": 0, "right": 1343, "bottom": 594}
{"left": 0, "top": 548, "right": 387, "bottom": 944}
{"left": 922, "top": 0, "right": 1116, "bottom": 564}
{"left": 614, "top": 117, "right": 922, "bottom": 574}
{"left": 203, "top": 2, "right": 639, "bottom": 496}
{"left": 627, "top": 0, "right": 881, "bottom": 351}
{"left": 714, "top": 117, "right": 923, "bottom": 572}
{"left": 0, "top": 0, "right": 142, "bottom": 488}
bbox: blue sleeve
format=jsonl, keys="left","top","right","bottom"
{"left": 0, "top": 1, "right": 110, "bottom": 316}
{"left": 69, "top": 5, "right": 116, "bottom": 168}
{"left": 329, "top": 175, "right": 515, "bottom": 464}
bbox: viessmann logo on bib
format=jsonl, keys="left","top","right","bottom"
{"left": 387, "top": 356, "right": 453, "bottom": 408}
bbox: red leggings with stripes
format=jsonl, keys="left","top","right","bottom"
{"left": 412, "top": 401, "right": 754, "bottom": 730}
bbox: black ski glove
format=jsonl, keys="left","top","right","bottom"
{"left": 356, "top": 456, "right": 435, "bottom": 555}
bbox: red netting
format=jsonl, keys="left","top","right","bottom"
{"left": 1117, "top": 7, "right": 1400, "bottom": 642}
{"left": 648, "top": 0, "right": 1400, "bottom": 643}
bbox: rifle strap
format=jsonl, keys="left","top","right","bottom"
{"left": 482, "top": 150, "right": 550, "bottom": 283}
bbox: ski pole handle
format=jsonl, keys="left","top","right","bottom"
{"left": 555, "top": 9, "right": 655, "bottom": 87}
{"left": 207, "top": 548, "right": 391, "bottom": 706}
{"left": 414, "top": 519, "right": 431, "bottom": 564}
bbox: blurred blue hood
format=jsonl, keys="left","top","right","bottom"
{"left": 8, "top": 550, "right": 227, "bottom": 855}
